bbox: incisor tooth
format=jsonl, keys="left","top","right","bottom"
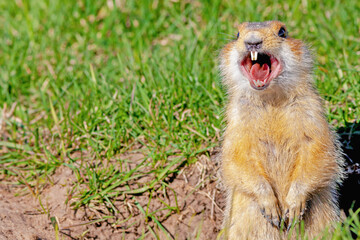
{"left": 250, "top": 51, "right": 258, "bottom": 61}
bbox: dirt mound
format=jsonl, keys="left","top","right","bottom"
{"left": 0, "top": 150, "right": 225, "bottom": 240}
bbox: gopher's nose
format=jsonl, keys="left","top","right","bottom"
{"left": 244, "top": 36, "right": 263, "bottom": 51}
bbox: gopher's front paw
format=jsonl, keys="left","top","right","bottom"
{"left": 284, "top": 183, "right": 308, "bottom": 231}
{"left": 259, "top": 194, "right": 282, "bottom": 228}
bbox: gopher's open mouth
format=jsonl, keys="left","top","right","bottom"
{"left": 240, "top": 51, "right": 282, "bottom": 90}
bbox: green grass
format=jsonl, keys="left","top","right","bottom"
{"left": 332, "top": 208, "right": 360, "bottom": 239}
{"left": 0, "top": 0, "right": 359, "bottom": 239}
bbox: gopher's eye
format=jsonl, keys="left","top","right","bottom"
{"left": 237, "top": 32, "right": 239, "bottom": 39}
{"left": 278, "top": 27, "right": 287, "bottom": 38}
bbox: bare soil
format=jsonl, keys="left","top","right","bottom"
{"left": 0, "top": 149, "right": 226, "bottom": 240}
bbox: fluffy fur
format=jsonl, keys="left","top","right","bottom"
{"left": 219, "top": 21, "right": 344, "bottom": 240}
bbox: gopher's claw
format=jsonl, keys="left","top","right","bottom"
{"left": 260, "top": 207, "right": 281, "bottom": 229}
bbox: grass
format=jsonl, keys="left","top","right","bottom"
{"left": 0, "top": 0, "right": 359, "bottom": 239}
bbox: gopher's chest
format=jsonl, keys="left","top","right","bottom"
{"left": 243, "top": 108, "right": 306, "bottom": 186}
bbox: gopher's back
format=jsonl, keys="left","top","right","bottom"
{"left": 219, "top": 21, "right": 344, "bottom": 239}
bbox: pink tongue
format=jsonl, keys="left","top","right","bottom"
{"left": 250, "top": 63, "right": 270, "bottom": 82}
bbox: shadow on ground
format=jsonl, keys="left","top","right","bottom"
{"left": 338, "top": 121, "right": 360, "bottom": 215}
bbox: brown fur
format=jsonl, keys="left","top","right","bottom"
{"left": 219, "top": 21, "right": 344, "bottom": 239}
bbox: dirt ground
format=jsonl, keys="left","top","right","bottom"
{"left": 0, "top": 149, "right": 226, "bottom": 240}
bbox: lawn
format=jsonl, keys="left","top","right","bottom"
{"left": 0, "top": 0, "right": 359, "bottom": 239}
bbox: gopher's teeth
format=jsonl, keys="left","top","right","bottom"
{"left": 250, "top": 51, "right": 258, "bottom": 61}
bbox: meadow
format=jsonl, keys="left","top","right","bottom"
{"left": 0, "top": 0, "right": 359, "bottom": 239}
